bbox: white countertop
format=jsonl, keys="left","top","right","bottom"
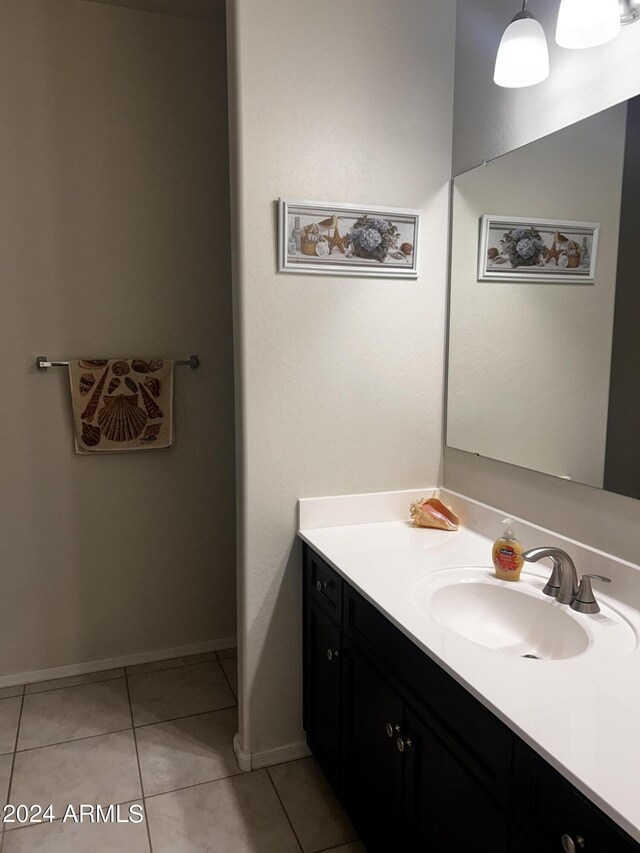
{"left": 299, "top": 511, "right": 640, "bottom": 842}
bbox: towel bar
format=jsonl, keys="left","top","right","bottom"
{"left": 36, "top": 355, "right": 199, "bottom": 371}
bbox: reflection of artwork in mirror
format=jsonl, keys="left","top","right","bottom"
{"left": 479, "top": 216, "right": 599, "bottom": 284}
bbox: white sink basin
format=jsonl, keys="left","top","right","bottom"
{"left": 411, "top": 567, "right": 637, "bottom": 662}
{"left": 430, "top": 581, "right": 588, "bottom": 659}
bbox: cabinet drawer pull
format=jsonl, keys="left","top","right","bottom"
{"left": 396, "top": 735, "right": 413, "bottom": 752}
{"left": 315, "top": 579, "right": 328, "bottom": 593}
{"left": 561, "top": 834, "right": 585, "bottom": 852}
{"left": 326, "top": 649, "right": 339, "bottom": 662}
{"left": 385, "top": 723, "right": 401, "bottom": 738}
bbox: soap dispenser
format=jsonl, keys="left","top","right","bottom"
{"left": 492, "top": 518, "right": 524, "bottom": 582}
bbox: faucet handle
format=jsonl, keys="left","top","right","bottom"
{"left": 571, "top": 574, "right": 611, "bottom": 615}
{"left": 542, "top": 556, "right": 562, "bottom": 598}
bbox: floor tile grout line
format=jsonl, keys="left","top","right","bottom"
{"left": 142, "top": 766, "right": 253, "bottom": 802}
{"left": 141, "top": 764, "right": 244, "bottom": 802}
{"left": 21, "top": 672, "right": 124, "bottom": 696}
{"left": 265, "top": 766, "right": 305, "bottom": 853}
{"left": 2, "top": 688, "right": 26, "bottom": 851}
{"left": 126, "top": 659, "right": 226, "bottom": 680}
{"left": 14, "top": 726, "right": 134, "bottom": 755}
{"left": 0, "top": 688, "right": 25, "bottom": 702}
{"left": 10, "top": 703, "right": 239, "bottom": 757}
{"left": 124, "top": 670, "right": 154, "bottom": 853}
{"left": 214, "top": 649, "right": 238, "bottom": 664}
{"left": 217, "top": 657, "right": 238, "bottom": 701}
{"left": 126, "top": 657, "right": 218, "bottom": 676}
{"left": 133, "top": 703, "right": 238, "bottom": 731}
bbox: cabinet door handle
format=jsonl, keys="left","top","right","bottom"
{"left": 385, "top": 723, "right": 401, "bottom": 738}
{"left": 326, "top": 649, "right": 339, "bottom": 662}
{"left": 315, "top": 580, "right": 328, "bottom": 592}
{"left": 561, "top": 834, "right": 585, "bottom": 852}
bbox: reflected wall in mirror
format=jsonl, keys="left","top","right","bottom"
{"left": 447, "top": 95, "right": 640, "bottom": 501}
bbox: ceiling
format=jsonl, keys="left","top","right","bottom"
{"left": 83, "top": 0, "right": 225, "bottom": 24}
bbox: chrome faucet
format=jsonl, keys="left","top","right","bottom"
{"left": 522, "top": 547, "right": 579, "bottom": 605}
{"left": 522, "top": 547, "right": 611, "bottom": 613}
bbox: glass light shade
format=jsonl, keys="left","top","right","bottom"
{"left": 494, "top": 12, "right": 550, "bottom": 89}
{"left": 556, "top": 0, "right": 621, "bottom": 49}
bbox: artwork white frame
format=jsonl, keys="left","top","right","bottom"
{"left": 278, "top": 198, "right": 420, "bottom": 278}
{"left": 478, "top": 215, "right": 600, "bottom": 284}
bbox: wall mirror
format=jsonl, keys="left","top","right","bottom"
{"left": 446, "top": 95, "right": 640, "bottom": 501}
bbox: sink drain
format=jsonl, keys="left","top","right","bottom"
{"left": 522, "top": 653, "right": 540, "bottom": 659}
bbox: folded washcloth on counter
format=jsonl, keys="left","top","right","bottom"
{"left": 68, "top": 358, "right": 174, "bottom": 453}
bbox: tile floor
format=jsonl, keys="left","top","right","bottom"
{"left": 0, "top": 650, "right": 364, "bottom": 853}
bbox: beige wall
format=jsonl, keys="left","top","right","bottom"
{"left": 0, "top": 0, "right": 236, "bottom": 678}
{"left": 229, "top": 0, "right": 456, "bottom": 761}
{"left": 446, "top": 0, "right": 640, "bottom": 562}
{"left": 448, "top": 105, "right": 626, "bottom": 488}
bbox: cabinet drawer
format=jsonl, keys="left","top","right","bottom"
{"left": 305, "top": 547, "right": 343, "bottom": 624}
{"left": 345, "top": 585, "right": 513, "bottom": 802}
{"left": 514, "top": 741, "right": 640, "bottom": 852}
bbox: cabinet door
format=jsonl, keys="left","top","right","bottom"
{"left": 404, "top": 706, "right": 510, "bottom": 853}
{"left": 514, "top": 742, "right": 640, "bottom": 853}
{"left": 304, "top": 601, "right": 343, "bottom": 787}
{"left": 511, "top": 826, "right": 540, "bottom": 853}
{"left": 343, "top": 641, "right": 405, "bottom": 853}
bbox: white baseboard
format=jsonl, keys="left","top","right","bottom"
{"left": 233, "top": 732, "right": 311, "bottom": 772}
{"left": 0, "top": 636, "right": 237, "bottom": 689}
{"left": 233, "top": 733, "right": 253, "bottom": 771}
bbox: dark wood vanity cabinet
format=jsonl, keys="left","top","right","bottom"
{"left": 302, "top": 544, "right": 640, "bottom": 853}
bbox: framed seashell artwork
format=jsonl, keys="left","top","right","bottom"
{"left": 478, "top": 216, "right": 599, "bottom": 283}
{"left": 278, "top": 199, "right": 420, "bottom": 278}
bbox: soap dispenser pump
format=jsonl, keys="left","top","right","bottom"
{"left": 492, "top": 518, "right": 524, "bottom": 582}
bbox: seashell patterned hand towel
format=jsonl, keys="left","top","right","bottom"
{"left": 68, "top": 359, "right": 174, "bottom": 453}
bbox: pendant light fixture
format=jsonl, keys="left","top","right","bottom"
{"left": 556, "top": 0, "right": 621, "bottom": 49}
{"left": 494, "top": 1, "right": 550, "bottom": 88}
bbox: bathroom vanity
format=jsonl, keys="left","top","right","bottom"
{"left": 295, "top": 66, "right": 640, "bottom": 853}
{"left": 299, "top": 495, "right": 640, "bottom": 853}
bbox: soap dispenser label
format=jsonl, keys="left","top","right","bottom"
{"left": 496, "top": 547, "right": 519, "bottom": 571}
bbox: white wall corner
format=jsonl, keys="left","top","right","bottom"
{"left": 233, "top": 733, "right": 311, "bottom": 772}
